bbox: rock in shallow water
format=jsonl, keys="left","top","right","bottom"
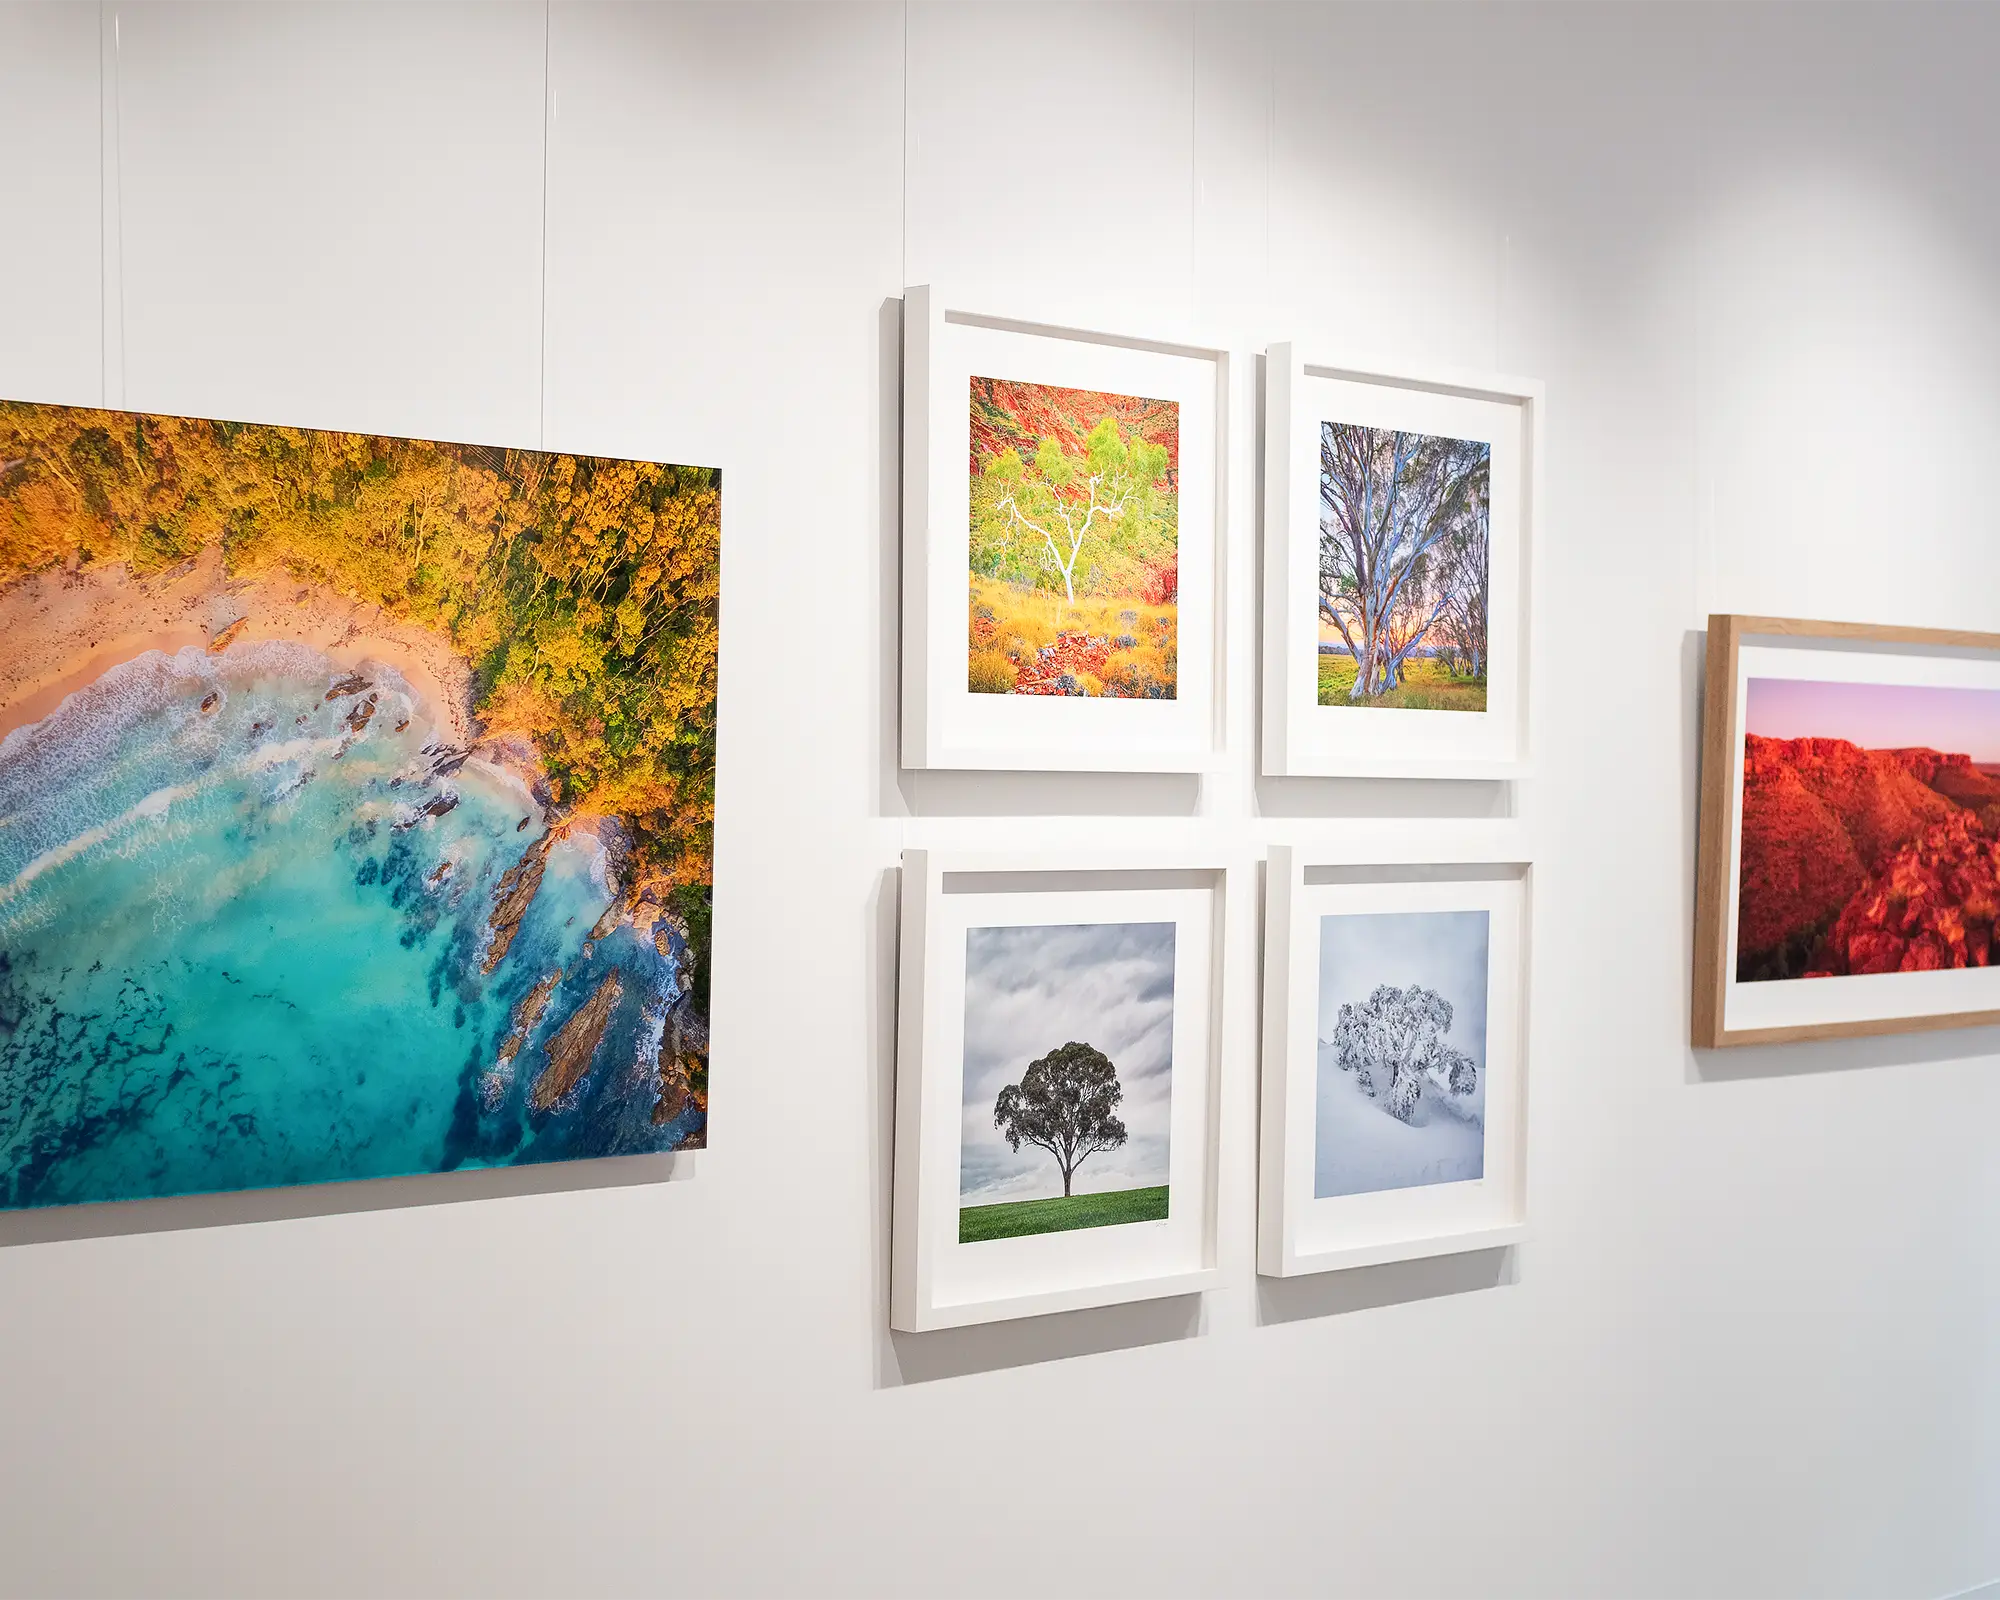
{"left": 391, "top": 791, "right": 459, "bottom": 830}
{"left": 482, "top": 831, "right": 553, "bottom": 974}
{"left": 493, "top": 969, "right": 563, "bottom": 1073}
{"left": 530, "top": 972, "right": 624, "bottom": 1113}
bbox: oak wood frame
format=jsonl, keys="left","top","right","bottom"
{"left": 1692, "top": 612, "right": 2000, "bottom": 1047}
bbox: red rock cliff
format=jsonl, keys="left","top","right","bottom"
{"left": 1738, "top": 734, "right": 2000, "bottom": 978}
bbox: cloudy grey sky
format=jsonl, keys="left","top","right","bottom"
{"left": 1318, "top": 909, "right": 1489, "bottom": 1080}
{"left": 959, "top": 921, "right": 1176, "bottom": 1205}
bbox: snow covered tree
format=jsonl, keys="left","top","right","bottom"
{"left": 992, "top": 1040, "right": 1130, "bottom": 1196}
{"left": 1318, "top": 425, "right": 1490, "bottom": 699}
{"left": 1331, "top": 983, "right": 1477, "bottom": 1123}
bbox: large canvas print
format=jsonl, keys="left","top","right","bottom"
{"left": 967, "top": 377, "right": 1178, "bottom": 700}
{"left": 958, "top": 921, "right": 1174, "bottom": 1241}
{"left": 0, "top": 400, "right": 718, "bottom": 1208}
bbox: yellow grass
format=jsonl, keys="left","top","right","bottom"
{"left": 968, "top": 576, "right": 1176, "bottom": 698}
{"left": 1317, "top": 652, "right": 1486, "bottom": 712}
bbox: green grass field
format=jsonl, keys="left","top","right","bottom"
{"left": 1317, "top": 653, "right": 1487, "bottom": 712}
{"left": 958, "top": 1185, "right": 1170, "bottom": 1243}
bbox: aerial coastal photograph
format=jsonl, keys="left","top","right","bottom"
{"left": 0, "top": 401, "right": 719, "bottom": 1209}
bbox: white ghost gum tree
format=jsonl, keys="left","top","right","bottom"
{"left": 1318, "top": 425, "right": 1490, "bottom": 698}
{"left": 978, "top": 417, "right": 1169, "bottom": 605}
{"left": 1331, "top": 982, "right": 1477, "bottom": 1123}
{"left": 1435, "top": 467, "right": 1491, "bottom": 679}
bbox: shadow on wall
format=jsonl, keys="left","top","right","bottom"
{"left": 900, "top": 767, "right": 1202, "bottom": 817}
{"left": 0, "top": 1149, "right": 695, "bottom": 1249}
{"left": 1255, "top": 775, "right": 1515, "bottom": 820}
{"left": 881, "top": 1293, "right": 1205, "bottom": 1387}
{"left": 867, "top": 865, "right": 900, "bottom": 1379}
{"left": 871, "top": 1249, "right": 1523, "bottom": 1387}
{"left": 1257, "top": 1246, "right": 1517, "bottom": 1326}
{"left": 1687, "top": 1025, "right": 2000, "bottom": 1087}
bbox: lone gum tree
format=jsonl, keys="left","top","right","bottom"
{"left": 981, "top": 418, "right": 1170, "bottom": 605}
{"left": 992, "top": 1040, "right": 1130, "bottom": 1197}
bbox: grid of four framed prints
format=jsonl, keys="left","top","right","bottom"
{"left": 891, "top": 288, "right": 1542, "bottom": 1331}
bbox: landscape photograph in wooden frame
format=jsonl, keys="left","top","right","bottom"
{"left": 1693, "top": 614, "right": 2000, "bottom": 1047}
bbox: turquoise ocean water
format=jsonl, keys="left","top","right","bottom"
{"left": 0, "top": 641, "right": 698, "bottom": 1209}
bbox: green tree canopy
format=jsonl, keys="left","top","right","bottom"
{"left": 0, "top": 402, "right": 719, "bottom": 904}
{"left": 993, "top": 1039, "right": 1130, "bottom": 1197}
{"left": 971, "top": 415, "right": 1173, "bottom": 604}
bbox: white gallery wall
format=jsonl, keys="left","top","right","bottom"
{"left": 0, "top": 2, "right": 1996, "bottom": 1595}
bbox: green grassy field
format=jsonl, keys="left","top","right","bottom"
{"left": 958, "top": 1185, "right": 1170, "bottom": 1243}
{"left": 1317, "top": 653, "right": 1487, "bottom": 712}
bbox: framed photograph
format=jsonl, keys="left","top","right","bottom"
{"left": 901, "top": 286, "right": 1227, "bottom": 772}
{"left": 0, "top": 399, "right": 717, "bottom": 1211}
{"left": 1693, "top": 614, "right": 2000, "bottom": 1046}
{"left": 1261, "top": 345, "right": 1541, "bottom": 779}
{"left": 891, "top": 849, "right": 1229, "bottom": 1330}
{"left": 1259, "top": 836, "right": 1531, "bottom": 1276}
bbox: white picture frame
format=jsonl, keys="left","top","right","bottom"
{"left": 1258, "top": 833, "right": 1533, "bottom": 1277}
{"left": 891, "top": 848, "right": 1231, "bottom": 1331}
{"left": 1261, "top": 345, "right": 1542, "bottom": 779}
{"left": 901, "top": 286, "right": 1229, "bottom": 772}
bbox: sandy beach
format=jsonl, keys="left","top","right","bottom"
{"left": 0, "top": 546, "right": 479, "bottom": 747}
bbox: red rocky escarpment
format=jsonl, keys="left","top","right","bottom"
{"left": 1739, "top": 734, "right": 2000, "bottom": 978}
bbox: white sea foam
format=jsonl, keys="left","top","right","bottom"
{"left": 0, "top": 638, "right": 433, "bottom": 886}
{"left": 546, "top": 826, "right": 616, "bottom": 898}
{"left": 0, "top": 780, "right": 201, "bottom": 902}
{"left": 634, "top": 1005, "right": 667, "bottom": 1075}
{"left": 268, "top": 767, "right": 315, "bottom": 804}
{"left": 2, "top": 639, "right": 427, "bottom": 770}
{"left": 462, "top": 754, "right": 539, "bottom": 816}
{"left": 243, "top": 735, "right": 339, "bottom": 769}
{"left": 0, "top": 636, "right": 474, "bottom": 939}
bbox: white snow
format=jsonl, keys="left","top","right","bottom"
{"left": 1313, "top": 1041, "right": 1484, "bottom": 1198}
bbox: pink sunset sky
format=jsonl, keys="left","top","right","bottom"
{"left": 1745, "top": 677, "right": 2000, "bottom": 762}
